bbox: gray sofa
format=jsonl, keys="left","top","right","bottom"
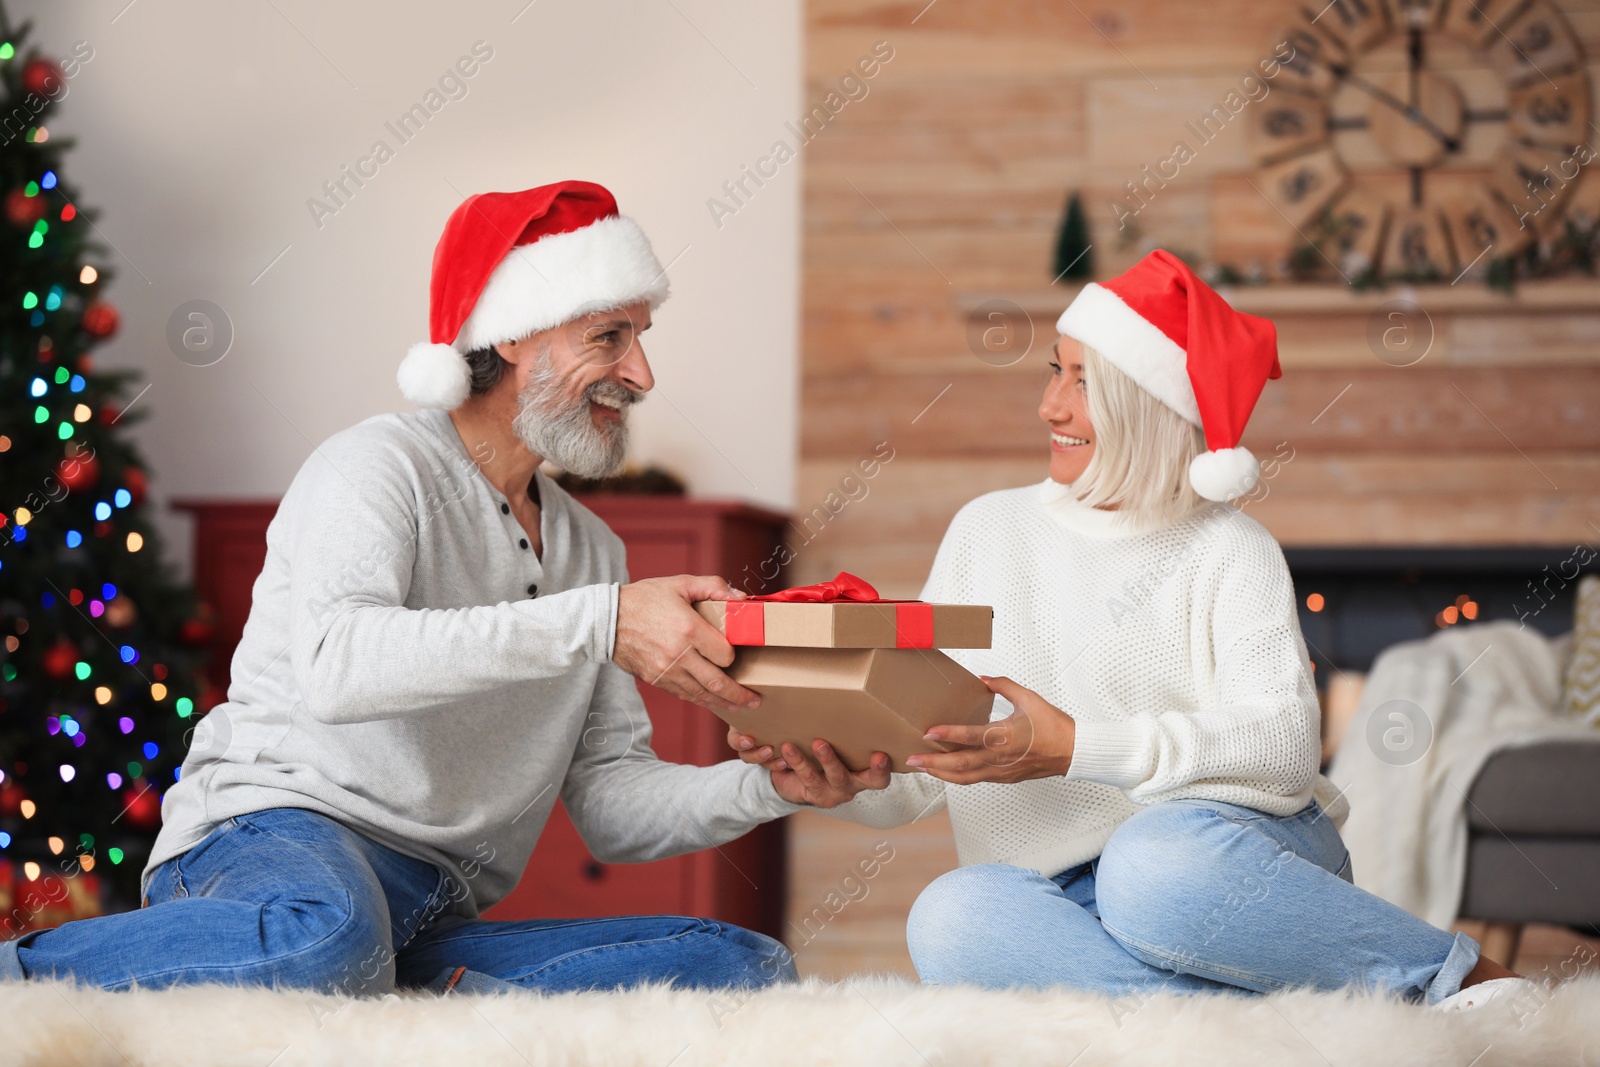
{"left": 1459, "top": 739, "right": 1600, "bottom": 965}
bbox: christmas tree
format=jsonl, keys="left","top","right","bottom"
{"left": 1052, "top": 191, "right": 1094, "bottom": 283}
{"left": 0, "top": 5, "right": 215, "bottom": 919}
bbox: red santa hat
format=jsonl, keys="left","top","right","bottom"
{"left": 1055, "top": 249, "right": 1281, "bottom": 502}
{"left": 397, "top": 180, "right": 670, "bottom": 409}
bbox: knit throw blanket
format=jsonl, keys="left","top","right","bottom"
{"left": 1328, "top": 621, "right": 1593, "bottom": 927}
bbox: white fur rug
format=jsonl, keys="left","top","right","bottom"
{"left": 3, "top": 976, "right": 1596, "bottom": 1066}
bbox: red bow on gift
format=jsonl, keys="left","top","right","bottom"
{"left": 725, "top": 572, "right": 935, "bottom": 647}
{"left": 750, "top": 572, "right": 883, "bottom": 603}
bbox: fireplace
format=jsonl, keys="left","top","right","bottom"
{"left": 1286, "top": 546, "right": 1590, "bottom": 678}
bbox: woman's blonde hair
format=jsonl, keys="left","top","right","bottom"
{"left": 1072, "top": 344, "right": 1207, "bottom": 527}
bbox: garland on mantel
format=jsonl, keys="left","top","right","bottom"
{"left": 1198, "top": 210, "right": 1600, "bottom": 295}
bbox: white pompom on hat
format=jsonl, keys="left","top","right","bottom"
{"left": 1055, "top": 250, "right": 1281, "bottom": 502}
{"left": 397, "top": 341, "right": 473, "bottom": 411}
{"left": 397, "top": 180, "right": 670, "bottom": 409}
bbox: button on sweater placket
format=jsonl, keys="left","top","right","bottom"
{"left": 497, "top": 496, "right": 543, "bottom": 599}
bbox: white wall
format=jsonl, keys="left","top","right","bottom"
{"left": 28, "top": 0, "right": 800, "bottom": 576}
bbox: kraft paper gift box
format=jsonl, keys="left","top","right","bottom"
{"left": 693, "top": 573, "right": 995, "bottom": 773}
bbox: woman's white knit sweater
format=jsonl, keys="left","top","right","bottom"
{"left": 830, "top": 479, "right": 1349, "bottom": 878}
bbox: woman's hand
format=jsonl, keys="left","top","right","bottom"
{"left": 905, "top": 676, "right": 1076, "bottom": 784}
{"left": 727, "top": 727, "right": 891, "bottom": 807}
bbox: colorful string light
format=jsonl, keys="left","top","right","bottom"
{"left": 0, "top": 38, "right": 210, "bottom": 913}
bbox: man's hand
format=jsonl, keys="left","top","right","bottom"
{"left": 727, "top": 728, "right": 891, "bottom": 807}
{"left": 903, "top": 675, "right": 1076, "bottom": 785}
{"left": 613, "top": 574, "right": 761, "bottom": 714}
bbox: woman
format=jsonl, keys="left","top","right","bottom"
{"left": 733, "top": 251, "right": 1524, "bottom": 1009}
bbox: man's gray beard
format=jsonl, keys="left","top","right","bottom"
{"left": 511, "top": 352, "right": 640, "bottom": 479}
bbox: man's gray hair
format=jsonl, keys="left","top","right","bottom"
{"left": 463, "top": 346, "right": 511, "bottom": 396}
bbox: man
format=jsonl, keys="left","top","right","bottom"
{"left": 0, "top": 180, "right": 889, "bottom": 995}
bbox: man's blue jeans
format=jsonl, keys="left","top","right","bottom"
{"left": 907, "top": 799, "right": 1481, "bottom": 1004}
{"left": 0, "top": 808, "right": 797, "bottom": 994}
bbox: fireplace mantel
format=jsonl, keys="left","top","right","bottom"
{"left": 956, "top": 279, "right": 1600, "bottom": 320}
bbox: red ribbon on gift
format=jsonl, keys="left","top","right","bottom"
{"left": 724, "top": 571, "right": 935, "bottom": 648}
{"left": 753, "top": 572, "right": 882, "bottom": 604}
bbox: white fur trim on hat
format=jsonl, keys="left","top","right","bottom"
{"left": 398, "top": 342, "right": 472, "bottom": 410}
{"left": 454, "top": 214, "right": 670, "bottom": 352}
{"left": 1189, "top": 446, "right": 1260, "bottom": 502}
{"left": 1056, "top": 283, "right": 1201, "bottom": 426}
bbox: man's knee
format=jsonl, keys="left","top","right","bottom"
{"left": 264, "top": 891, "right": 394, "bottom": 996}
{"left": 739, "top": 928, "right": 798, "bottom": 987}
{"left": 670, "top": 918, "right": 796, "bottom": 990}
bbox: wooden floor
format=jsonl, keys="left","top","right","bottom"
{"left": 784, "top": 808, "right": 958, "bottom": 980}
{"left": 784, "top": 810, "right": 1600, "bottom": 987}
{"left": 1452, "top": 920, "right": 1600, "bottom": 985}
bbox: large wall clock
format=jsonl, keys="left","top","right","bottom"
{"left": 1247, "top": 0, "right": 1592, "bottom": 280}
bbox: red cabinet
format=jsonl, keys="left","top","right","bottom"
{"left": 170, "top": 500, "right": 280, "bottom": 695}
{"left": 173, "top": 495, "right": 790, "bottom": 939}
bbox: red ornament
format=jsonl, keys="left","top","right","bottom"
{"left": 122, "top": 466, "right": 147, "bottom": 506}
{"left": 56, "top": 451, "right": 101, "bottom": 493}
{"left": 5, "top": 188, "right": 45, "bottom": 227}
{"left": 21, "top": 58, "right": 66, "bottom": 99}
{"left": 81, "top": 301, "right": 119, "bottom": 339}
{"left": 0, "top": 781, "right": 25, "bottom": 817}
{"left": 99, "top": 404, "right": 121, "bottom": 425}
{"left": 119, "top": 781, "right": 162, "bottom": 830}
{"left": 179, "top": 618, "right": 216, "bottom": 647}
{"left": 41, "top": 639, "right": 78, "bottom": 681}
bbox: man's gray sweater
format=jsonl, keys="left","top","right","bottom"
{"left": 147, "top": 408, "right": 798, "bottom": 914}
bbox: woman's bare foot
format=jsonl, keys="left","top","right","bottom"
{"left": 1459, "top": 955, "right": 1520, "bottom": 989}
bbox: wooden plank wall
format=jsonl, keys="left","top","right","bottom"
{"left": 794, "top": 0, "right": 1600, "bottom": 601}
{"left": 787, "top": 0, "right": 1600, "bottom": 981}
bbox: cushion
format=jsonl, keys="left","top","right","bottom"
{"left": 1564, "top": 573, "right": 1600, "bottom": 724}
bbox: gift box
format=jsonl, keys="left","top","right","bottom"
{"left": 0, "top": 859, "right": 103, "bottom": 940}
{"left": 694, "top": 573, "right": 995, "bottom": 772}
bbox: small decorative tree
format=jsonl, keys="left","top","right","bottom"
{"left": 1052, "top": 191, "right": 1094, "bottom": 283}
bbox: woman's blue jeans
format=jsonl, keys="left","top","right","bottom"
{"left": 907, "top": 798, "right": 1480, "bottom": 1004}
{"left": 0, "top": 807, "right": 796, "bottom": 995}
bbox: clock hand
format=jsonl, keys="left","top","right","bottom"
{"left": 1407, "top": 26, "right": 1422, "bottom": 110}
{"left": 1340, "top": 69, "right": 1461, "bottom": 151}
